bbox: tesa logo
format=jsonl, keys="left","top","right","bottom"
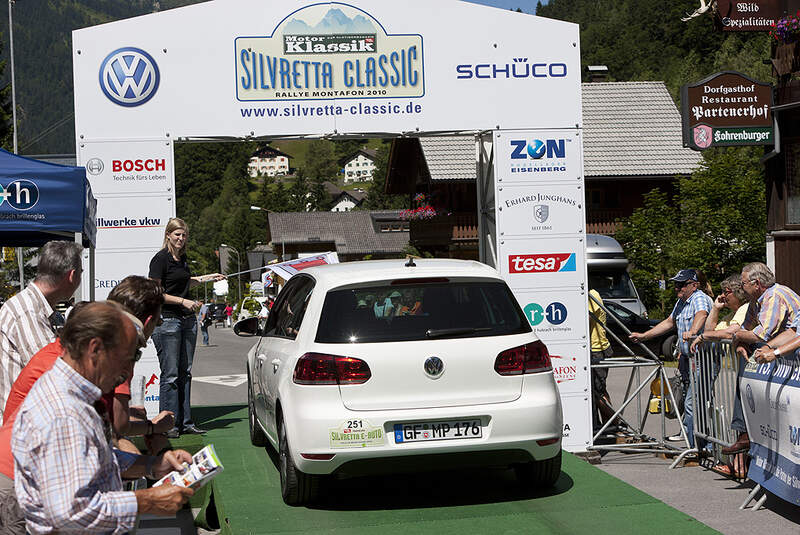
{"left": 509, "top": 253, "right": 576, "bottom": 273}
{"left": 112, "top": 159, "right": 166, "bottom": 172}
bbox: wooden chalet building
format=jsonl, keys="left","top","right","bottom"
{"left": 385, "top": 81, "right": 701, "bottom": 259}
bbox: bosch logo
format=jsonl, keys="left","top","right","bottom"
{"left": 510, "top": 139, "right": 566, "bottom": 160}
{"left": 99, "top": 47, "right": 160, "bottom": 107}
{"left": 509, "top": 253, "right": 576, "bottom": 274}
{"left": 112, "top": 159, "right": 166, "bottom": 172}
{"left": 456, "top": 58, "right": 567, "bottom": 80}
{"left": 523, "top": 302, "right": 567, "bottom": 327}
{"left": 86, "top": 158, "right": 104, "bottom": 175}
{"left": 0, "top": 180, "right": 40, "bottom": 211}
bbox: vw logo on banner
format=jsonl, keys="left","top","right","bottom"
{"left": 98, "top": 47, "right": 160, "bottom": 107}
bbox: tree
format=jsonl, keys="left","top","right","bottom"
{"left": 615, "top": 147, "right": 766, "bottom": 318}
{"left": 304, "top": 139, "right": 339, "bottom": 181}
{"left": 362, "top": 142, "right": 407, "bottom": 210}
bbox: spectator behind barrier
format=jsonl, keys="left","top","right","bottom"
{"left": 720, "top": 263, "right": 800, "bottom": 458}
{"left": 629, "top": 268, "right": 712, "bottom": 447}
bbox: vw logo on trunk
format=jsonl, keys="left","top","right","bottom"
{"left": 424, "top": 356, "right": 444, "bottom": 379}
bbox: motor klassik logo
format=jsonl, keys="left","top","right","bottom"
{"left": 236, "top": 3, "right": 423, "bottom": 101}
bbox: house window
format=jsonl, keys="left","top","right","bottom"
{"left": 788, "top": 144, "right": 800, "bottom": 226}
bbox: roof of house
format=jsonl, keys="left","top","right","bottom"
{"left": 252, "top": 145, "right": 292, "bottom": 160}
{"left": 332, "top": 189, "right": 367, "bottom": 204}
{"left": 418, "top": 137, "right": 477, "bottom": 181}
{"left": 268, "top": 210, "right": 408, "bottom": 256}
{"left": 345, "top": 148, "right": 378, "bottom": 164}
{"left": 581, "top": 81, "right": 701, "bottom": 177}
{"left": 391, "top": 82, "right": 701, "bottom": 183}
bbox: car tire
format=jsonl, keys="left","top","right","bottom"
{"left": 515, "top": 450, "right": 562, "bottom": 487}
{"left": 248, "top": 374, "right": 268, "bottom": 447}
{"left": 278, "top": 416, "right": 320, "bottom": 506}
{"left": 661, "top": 334, "right": 678, "bottom": 361}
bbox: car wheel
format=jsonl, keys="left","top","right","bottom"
{"left": 278, "top": 416, "right": 320, "bottom": 506}
{"left": 661, "top": 334, "right": 678, "bottom": 361}
{"left": 515, "top": 450, "right": 562, "bottom": 487}
{"left": 247, "top": 375, "right": 268, "bottom": 447}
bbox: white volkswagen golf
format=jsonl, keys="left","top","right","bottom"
{"left": 235, "top": 258, "right": 563, "bottom": 505}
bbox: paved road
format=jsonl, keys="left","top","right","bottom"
{"left": 190, "top": 327, "right": 800, "bottom": 534}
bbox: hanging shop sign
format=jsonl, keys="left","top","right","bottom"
{"left": 681, "top": 71, "right": 773, "bottom": 150}
{"left": 715, "top": 0, "right": 783, "bottom": 32}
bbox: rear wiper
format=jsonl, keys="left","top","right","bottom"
{"left": 425, "top": 327, "right": 492, "bottom": 339}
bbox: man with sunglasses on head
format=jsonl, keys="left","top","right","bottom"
{"left": 630, "top": 269, "right": 712, "bottom": 447}
{"left": 717, "top": 262, "right": 800, "bottom": 457}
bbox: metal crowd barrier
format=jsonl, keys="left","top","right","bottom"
{"left": 587, "top": 293, "right": 689, "bottom": 455}
{"left": 668, "top": 338, "right": 744, "bottom": 476}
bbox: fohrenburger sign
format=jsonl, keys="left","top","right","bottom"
{"left": 681, "top": 71, "right": 773, "bottom": 150}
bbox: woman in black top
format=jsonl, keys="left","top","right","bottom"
{"left": 149, "top": 217, "right": 225, "bottom": 437}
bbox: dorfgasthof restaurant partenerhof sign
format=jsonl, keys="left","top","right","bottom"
{"left": 681, "top": 71, "right": 773, "bottom": 151}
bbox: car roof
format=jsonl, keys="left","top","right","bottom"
{"left": 298, "top": 258, "right": 501, "bottom": 290}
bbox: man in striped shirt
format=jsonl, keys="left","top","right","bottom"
{"left": 721, "top": 262, "right": 800, "bottom": 456}
{"left": 0, "top": 241, "right": 83, "bottom": 422}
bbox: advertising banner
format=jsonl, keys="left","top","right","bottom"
{"left": 133, "top": 347, "right": 161, "bottom": 419}
{"left": 560, "top": 393, "right": 592, "bottom": 450}
{"left": 512, "top": 289, "right": 588, "bottom": 343}
{"left": 681, "top": 71, "right": 773, "bottom": 150}
{"left": 544, "top": 341, "right": 590, "bottom": 395}
{"left": 72, "top": 0, "right": 581, "bottom": 139}
{"left": 90, "top": 249, "right": 160, "bottom": 300}
{"left": 93, "top": 195, "right": 172, "bottom": 249}
{"left": 496, "top": 183, "right": 584, "bottom": 237}
{"left": 493, "top": 129, "right": 589, "bottom": 451}
{"left": 498, "top": 237, "right": 587, "bottom": 290}
{"left": 740, "top": 358, "right": 800, "bottom": 505}
{"left": 267, "top": 252, "right": 339, "bottom": 281}
{"left": 494, "top": 130, "right": 582, "bottom": 185}
{"left": 78, "top": 139, "right": 174, "bottom": 196}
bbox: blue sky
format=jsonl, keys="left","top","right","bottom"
{"left": 462, "top": 0, "right": 545, "bottom": 15}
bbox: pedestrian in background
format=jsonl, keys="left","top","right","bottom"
{"left": 148, "top": 217, "right": 225, "bottom": 438}
{"left": 224, "top": 303, "right": 233, "bottom": 328}
{"left": 198, "top": 303, "right": 210, "bottom": 346}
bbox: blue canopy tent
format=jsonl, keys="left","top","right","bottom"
{"left": 0, "top": 149, "right": 96, "bottom": 247}
{"left": 0, "top": 149, "right": 96, "bottom": 296}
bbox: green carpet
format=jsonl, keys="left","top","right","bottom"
{"left": 192, "top": 405, "right": 718, "bottom": 535}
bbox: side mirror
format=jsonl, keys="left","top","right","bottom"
{"left": 233, "top": 316, "right": 261, "bottom": 337}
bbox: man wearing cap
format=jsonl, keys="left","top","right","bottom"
{"left": 630, "top": 269, "right": 712, "bottom": 446}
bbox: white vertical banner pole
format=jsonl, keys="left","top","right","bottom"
{"left": 492, "top": 128, "right": 591, "bottom": 452}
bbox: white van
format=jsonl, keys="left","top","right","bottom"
{"left": 586, "top": 234, "right": 648, "bottom": 318}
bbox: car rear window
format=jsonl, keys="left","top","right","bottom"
{"left": 315, "top": 280, "right": 530, "bottom": 344}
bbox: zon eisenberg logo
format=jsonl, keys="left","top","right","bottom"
{"left": 99, "top": 47, "right": 160, "bottom": 107}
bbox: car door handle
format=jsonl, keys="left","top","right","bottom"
{"left": 271, "top": 359, "right": 281, "bottom": 373}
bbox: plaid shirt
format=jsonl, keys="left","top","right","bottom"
{"left": 12, "top": 358, "right": 138, "bottom": 534}
{"left": 743, "top": 283, "right": 800, "bottom": 341}
{"left": 671, "top": 289, "right": 713, "bottom": 356}
{"left": 0, "top": 283, "right": 56, "bottom": 421}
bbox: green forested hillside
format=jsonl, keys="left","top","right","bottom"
{"left": 537, "top": 0, "right": 772, "bottom": 100}
{"left": 0, "top": 0, "right": 202, "bottom": 154}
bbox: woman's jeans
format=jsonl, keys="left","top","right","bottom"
{"left": 152, "top": 315, "right": 197, "bottom": 428}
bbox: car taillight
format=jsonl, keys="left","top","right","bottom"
{"left": 494, "top": 341, "right": 552, "bottom": 375}
{"left": 293, "top": 353, "right": 371, "bottom": 385}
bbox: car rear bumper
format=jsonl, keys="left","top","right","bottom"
{"left": 279, "top": 374, "right": 563, "bottom": 475}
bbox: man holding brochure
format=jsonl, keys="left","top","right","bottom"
{"left": 12, "top": 302, "right": 194, "bottom": 534}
